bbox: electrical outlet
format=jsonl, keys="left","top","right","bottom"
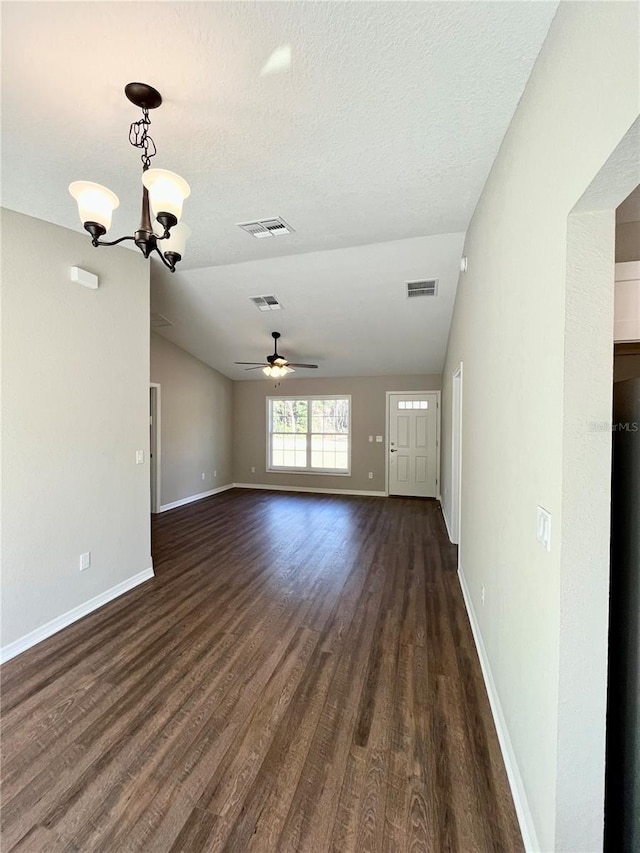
{"left": 251, "top": 466, "right": 256, "bottom": 473}
{"left": 481, "top": 585, "right": 485, "bottom": 606}
{"left": 80, "top": 552, "right": 91, "bottom": 571}
{"left": 368, "top": 472, "right": 374, "bottom": 479}
{"left": 213, "top": 470, "right": 217, "bottom": 478}
{"left": 201, "top": 472, "right": 205, "bottom": 480}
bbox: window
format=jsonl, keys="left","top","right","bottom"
{"left": 397, "top": 400, "right": 428, "bottom": 409}
{"left": 267, "top": 396, "right": 351, "bottom": 474}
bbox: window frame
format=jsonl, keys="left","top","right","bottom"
{"left": 266, "top": 395, "right": 352, "bottom": 476}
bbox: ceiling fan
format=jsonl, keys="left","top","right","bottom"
{"left": 235, "top": 332, "right": 318, "bottom": 377}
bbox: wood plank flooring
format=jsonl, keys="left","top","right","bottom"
{"left": 1, "top": 489, "right": 523, "bottom": 852}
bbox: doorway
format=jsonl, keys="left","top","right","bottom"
{"left": 386, "top": 391, "right": 440, "bottom": 497}
{"left": 604, "top": 185, "right": 640, "bottom": 853}
{"left": 149, "top": 383, "right": 161, "bottom": 514}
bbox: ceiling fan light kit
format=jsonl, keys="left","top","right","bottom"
{"left": 235, "top": 332, "right": 318, "bottom": 379}
{"left": 69, "top": 82, "right": 191, "bottom": 272}
{"left": 263, "top": 364, "right": 294, "bottom": 378}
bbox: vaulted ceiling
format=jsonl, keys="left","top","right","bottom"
{"left": 2, "top": 1, "right": 558, "bottom": 378}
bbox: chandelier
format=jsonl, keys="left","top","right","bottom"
{"left": 69, "top": 83, "right": 190, "bottom": 272}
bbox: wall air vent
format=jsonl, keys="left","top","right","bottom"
{"left": 151, "top": 312, "right": 174, "bottom": 327}
{"left": 250, "top": 295, "right": 283, "bottom": 312}
{"left": 406, "top": 279, "right": 438, "bottom": 298}
{"left": 237, "top": 217, "right": 295, "bottom": 238}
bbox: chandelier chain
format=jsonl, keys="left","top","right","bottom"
{"left": 129, "top": 108, "right": 157, "bottom": 171}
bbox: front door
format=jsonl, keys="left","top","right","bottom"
{"left": 388, "top": 392, "right": 438, "bottom": 497}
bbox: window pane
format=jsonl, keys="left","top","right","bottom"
{"left": 276, "top": 435, "right": 306, "bottom": 467}
{"left": 335, "top": 399, "right": 349, "bottom": 432}
{"left": 278, "top": 433, "right": 297, "bottom": 466}
{"left": 272, "top": 399, "right": 307, "bottom": 433}
{"left": 335, "top": 452, "right": 348, "bottom": 470}
{"left": 336, "top": 434, "right": 347, "bottom": 448}
{"left": 308, "top": 399, "right": 349, "bottom": 434}
{"left": 272, "top": 450, "right": 284, "bottom": 467}
{"left": 308, "top": 434, "right": 349, "bottom": 470}
{"left": 321, "top": 452, "right": 335, "bottom": 468}
{"left": 271, "top": 400, "right": 285, "bottom": 431}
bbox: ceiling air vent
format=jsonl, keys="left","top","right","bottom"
{"left": 250, "top": 294, "right": 283, "bottom": 312}
{"left": 237, "top": 217, "right": 295, "bottom": 239}
{"left": 151, "top": 312, "right": 174, "bottom": 327}
{"left": 406, "top": 279, "right": 438, "bottom": 298}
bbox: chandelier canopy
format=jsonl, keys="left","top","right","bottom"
{"left": 69, "top": 82, "right": 190, "bottom": 272}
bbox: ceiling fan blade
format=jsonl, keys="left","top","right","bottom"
{"left": 244, "top": 365, "right": 267, "bottom": 371}
{"left": 234, "top": 362, "right": 266, "bottom": 365}
{"left": 287, "top": 363, "right": 318, "bottom": 369}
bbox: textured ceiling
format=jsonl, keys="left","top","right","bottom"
{"left": 2, "top": 1, "right": 558, "bottom": 271}
{"left": 151, "top": 233, "right": 466, "bottom": 379}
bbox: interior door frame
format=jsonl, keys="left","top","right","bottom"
{"left": 385, "top": 390, "right": 441, "bottom": 498}
{"left": 451, "top": 364, "right": 463, "bottom": 548}
{"left": 150, "top": 383, "right": 161, "bottom": 514}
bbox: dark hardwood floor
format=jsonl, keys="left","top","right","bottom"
{"left": 1, "top": 489, "right": 522, "bottom": 852}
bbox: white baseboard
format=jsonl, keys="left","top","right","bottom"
{"left": 0, "top": 567, "right": 155, "bottom": 665}
{"left": 440, "top": 501, "right": 455, "bottom": 543}
{"left": 233, "top": 483, "right": 387, "bottom": 498}
{"left": 457, "top": 566, "right": 539, "bottom": 852}
{"left": 159, "top": 483, "right": 234, "bottom": 512}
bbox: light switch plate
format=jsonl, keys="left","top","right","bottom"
{"left": 537, "top": 506, "right": 552, "bottom": 551}
{"left": 376, "top": 436, "right": 383, "bottom": 442}
{"left": 136, "top": 450, "right": 144, "bottom": 464}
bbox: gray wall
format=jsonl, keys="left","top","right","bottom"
{"left": 615, "top": 220, "right": 640, "bottom": 263}
{"left": 614, "top": 352, "right": 640, "bottom": 383}
{"left": 1, "top": 208, "right": 152, "bottom": 649}
{"left": 233, "top": 374, "right": 440, "bottom": 492}
{"left": 151, "top": 332, "right": 233, "bottom": 506}
{"left": 440, "top": 4, "right": 639, "bottom": 851}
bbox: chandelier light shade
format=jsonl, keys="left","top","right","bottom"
{"left": 69, "top": 82, "right": 191, "bottom": 272}
{"left": 141, "top": 169, "right": 190, "bottom": 227}
{"left": 69, "top": 182, "right": 120, "bottom": 232}
{"left": 160, "top": 222, "right": 191, "bottom": 258}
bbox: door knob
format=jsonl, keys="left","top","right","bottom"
{"left": 390, "top": 448, "right": 397, "bottom": 453}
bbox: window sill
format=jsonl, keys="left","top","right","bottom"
{"left": 266, "top": 468, "right": 352, "bottom": 477}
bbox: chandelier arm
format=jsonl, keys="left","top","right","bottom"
{"left": 154, "top": 245, "right": 176, "bottom": 273}
{"left": 92, "top": 234, "right": 137, "bottom": 248}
